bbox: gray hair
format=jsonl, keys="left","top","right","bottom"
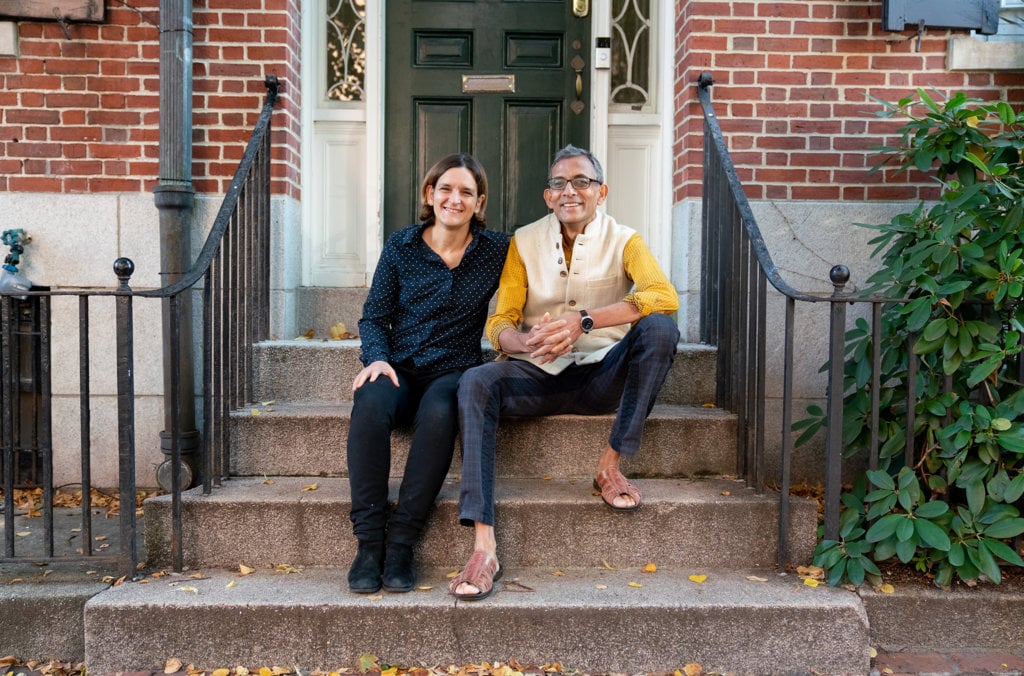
{"left": 549, "top": 144, "right": 604, "bottom": 184}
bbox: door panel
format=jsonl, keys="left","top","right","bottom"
{"left": 386, "top": 0, "right": 590, "bottom": 235}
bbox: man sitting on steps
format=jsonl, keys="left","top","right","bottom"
{"left": 449, "top": 144, "right": 680, "bottom": 601}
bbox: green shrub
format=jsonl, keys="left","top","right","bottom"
{"left": 801, "top": 89, "right": 1024, "bottom": 587}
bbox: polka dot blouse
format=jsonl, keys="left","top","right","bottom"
{"left": 358, "top": 223, "right": 510, "bottom": 374}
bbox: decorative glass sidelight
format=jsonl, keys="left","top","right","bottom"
{"left": 326, "top": 0, "right": 367, "bottom": 102}
{"left": 611, "top": 0, "right": 653, "bottom": 110}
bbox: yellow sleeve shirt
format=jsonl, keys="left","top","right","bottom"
{"left": 485, "top": 232, "right": 678, "bottom": 350}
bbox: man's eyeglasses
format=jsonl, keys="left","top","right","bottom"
{"left": 545, "top": 176, "right": 601, "bottom": 191}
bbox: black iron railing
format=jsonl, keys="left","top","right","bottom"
{"left": 698, "top": 72, "right": 891, "bottom": 565}
{"left": 0, "top": 75, "right": 279, "bottom": 577}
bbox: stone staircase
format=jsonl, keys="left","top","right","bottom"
{"left": 82, "top": 290, "right": 871, "bottom": 674}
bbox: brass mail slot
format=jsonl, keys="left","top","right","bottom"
{"left": 462, "top": 75, "right": 516, "bottom": 93}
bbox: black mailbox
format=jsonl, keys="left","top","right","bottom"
{"left": 883, "top": 0, "right": 1000, "bottom": 35}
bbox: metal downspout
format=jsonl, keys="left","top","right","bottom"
{"left": 153, "top": 0, "right": 200, "bottom": 490}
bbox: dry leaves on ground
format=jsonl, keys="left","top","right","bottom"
{"left": 0, "top": 487, "right": 158, "bottom": 518}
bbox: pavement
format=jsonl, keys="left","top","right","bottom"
{"left": 872, "top": 650, "right": 1024, "bottom": 676}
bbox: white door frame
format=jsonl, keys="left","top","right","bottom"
{"left": 299, "top": 0, "right": 674, "bottom": 286}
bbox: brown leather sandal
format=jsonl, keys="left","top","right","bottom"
{"left": 448, "top": 550, "right": 502, "bottom": 600}
{"left": 593, "top": 466, "right": 642, "bottom": 512}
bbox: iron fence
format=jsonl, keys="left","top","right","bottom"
{"left": 0, "top": 75, "right": 279, "bottom": 577}
{"left": 697, "top": 71, "right": 901, "bottom": 564}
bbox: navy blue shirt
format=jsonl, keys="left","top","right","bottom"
{"left": 358, "top": 223, "right": 509, "bottom": 374}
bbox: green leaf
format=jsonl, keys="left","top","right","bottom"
{"left": 922, "top": 317, "right": 947, "bottom": 341}
{"left": 896, "top": 515, "right": 915, "bottom": 542}
{"left": 967, "top": 356, "right": 1002, "bottom": 388}
{"left": 1005, "top": 474, "right": 1024, "bottom": 503}
{"left": 967, "top": 478, "right": 987, "bottom": 515}
{"left": 914, "top": 500, "right": 949, "bottom": 519}
{"left": 976, "top": 540, "right": 1002, "bottom": 583}
{"left": 866, "top": 513, "right": 904, "bottom": 542}
{"left": 895, "top": 537, "right": 917, "bottom": 563}
{"left": 983, "top": 517, "right": 1024, "bottom": 539}
{"left": 867, "top": 469, "right": 895, "bottom": 491}
{"left": 948, "top": 541, "right": 965, "bottom": 566}
{"left": 984, "top": 538, "right": 1024, "bottom": 566}
{"left": 914, "top": 518, "right": 951, "bottom": 551}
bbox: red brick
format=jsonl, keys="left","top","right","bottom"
{"left": 51, "top": 160, "right": 105, "bottom": 174}
{"left": 9, "top": 176, "right": 61, "bottom": 190}
{"left": 89, "top": 177, "right": 144, "bottom": 191}
{"left": 52, "top": 126, "right": 102, "bottom": 142}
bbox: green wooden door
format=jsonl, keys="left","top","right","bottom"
{"left": 385, "top": 1, "right": 591, "bottom": 235}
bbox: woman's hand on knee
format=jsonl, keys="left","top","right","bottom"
{"left": 353, "top": 360, "right": 400, "bottom": 391}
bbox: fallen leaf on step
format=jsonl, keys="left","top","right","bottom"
{"left": 211, "top": 669, "right": 231, "bottom": 676}
{"left": 595, "top": 584, "right": 607, "bottom": 590}
{"left": 301, "top": 483, "right": 318, "bottom": 491}
{"left": 746, "top": 575, "right": 768, "bottom": 582}
{"left": 797, "top": 564, "right": 824, "bottom": 580}
{"left": 628, "top": 581, "right": 642, "bottom": 588}
{"left": 601, "top": 559, "right": 616, "bottom": 570}
{"left": 226, "top": 580, "right": 236, "bottom": 588}
{"left": 868, "top": 647, "right": 877, "bottom": 658}
{"left": 416, "top": 585, "right": 433, "bottom": 591}
{"left": 15, "top": 531, "right": 29, "bottom": 537}
{"left": 551, "top": 570, "right": 565, "bottom": 576}
{"left": 165, "top": 658, "right": 183, "bottom": 674}
{"left": 250, "top": 408, "right": 261, "bottom": 416}
{"left": 239, "top": 563, "right": 255, "bottom": 576}
{"left": 275, "top": 563, "right": 302, "bottom": 574}
{"left": 235, "top": 668, "right": 250, "bottom": 675}
{"left": 179, "top": 586, "right": 198, "bottom": 593}
{"left": 803, "top": 578, "right": 820, "bottom": 588}
{"left": 721, "top": 490, "right": 731, "bottom": 496}
{"left": 259, "top": 668, "right": 273, "bottom": 676}
{"left": 261, "top": 400, "right": 276, "bottom": 406}
{"left": 878, "top": 583, "right": 895, "bottom": 593}
{"left": 187, "top": 572, "right": 207, "bottom": 579}
{"left": 446, "top": 570, "right": 459, "bottom": 578}
{"left": 688, "top": 574, "right": 707, "bottom": 584}
{"left": 359, "top": 654, "right": 380, "bottom": 673}
{"left": 642, "top": 562, "right": 657, "bottom": 573}
{"left": 702, "top": 402, "right": 714, "bottom": 408}
{"left": 683, "top": 664, "right": 703, "bottom": 676}
{"left": 382, "top": 667, "right": 398, "bottom": 676}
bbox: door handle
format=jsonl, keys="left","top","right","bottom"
{"left": 570, "top": 54, "right": 585, "bottom": 115}
{"left": 573, "top": 0, "right": 588, "bottom": 18}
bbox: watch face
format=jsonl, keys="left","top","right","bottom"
{"left": 581, "top": 316, "right": 594, "bottom": 332}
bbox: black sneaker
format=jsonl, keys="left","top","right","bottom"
{"left": 382, "top": 542, "right": 416, "bottom": 592}
{"left": 348, "top": 541, "right": 384, "bottom": 593}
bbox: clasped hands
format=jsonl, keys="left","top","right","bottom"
{"left": 522, "top": 311, "right": 583, "bottom": 364}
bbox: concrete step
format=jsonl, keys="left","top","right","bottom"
{"left": 143, "top": 476, "right": 816, "bottom": 571}
{"left": 230, "top": 402, "right": 737, "bottom": 478}
{"left": 295, "top": 286, "right": 369, "bottom": 339}
{"left": 83, "top": 565, "right": 870, "bottom": 675}
{"left": 252, "top": 340, "right": 717, "bottom": 407}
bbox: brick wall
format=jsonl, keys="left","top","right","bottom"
{"left": 0, "top": 0, "right": 300, "bottom": 198}
{"left": 674, "top": 0, "right": 1024, "bottom": 203}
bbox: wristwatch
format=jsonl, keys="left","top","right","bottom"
{"left": 579, "top": 309, "right": 594, "bottom": 333}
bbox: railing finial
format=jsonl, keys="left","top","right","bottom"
{"left": 829, "top": 264, "right": 850, "bottom": 292}
{"left": 114, "top": 257, "right": 135, "bottom": 291}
